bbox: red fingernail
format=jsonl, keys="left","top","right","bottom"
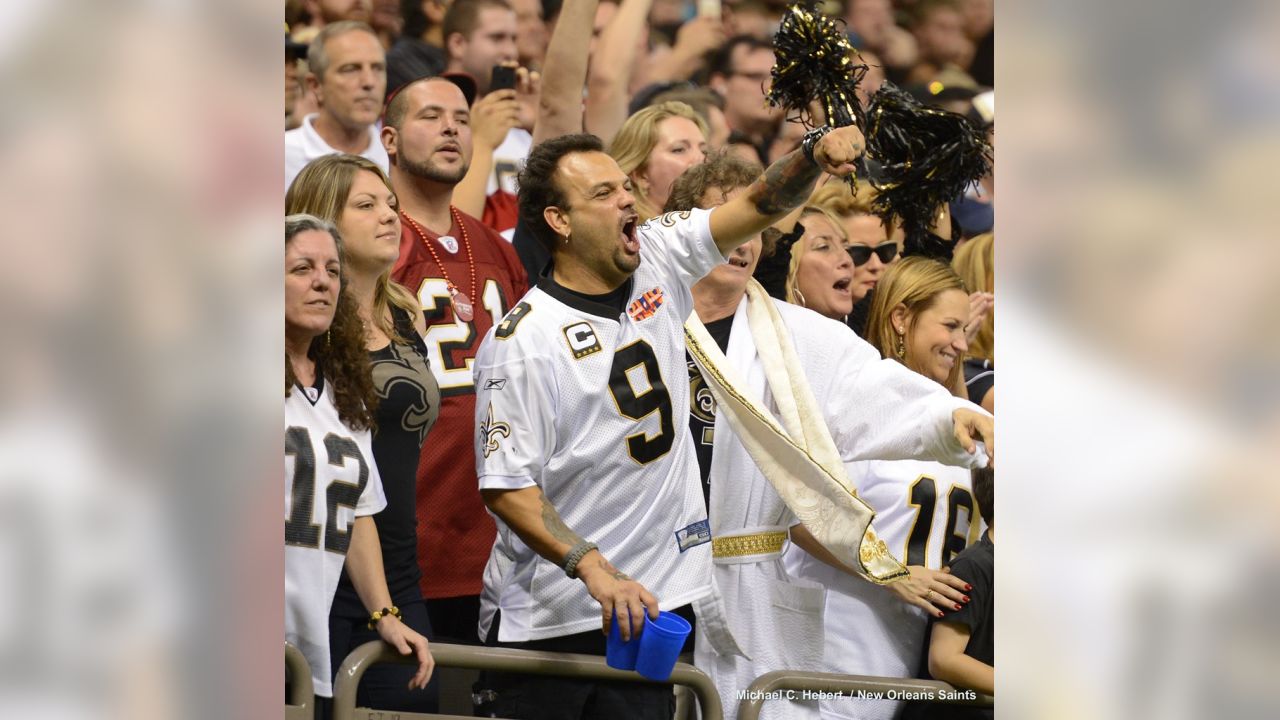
{"left": 965, "top": 584, "right": 972, "bottom": 591}
{"left": 964, "top": 596, "right": 971, "bottom": 603}
{"left": 937, "top": 612, "right": 945, "bottom": 617}
{"left": 954, "top": 604, "right": 962, "bottom": 610}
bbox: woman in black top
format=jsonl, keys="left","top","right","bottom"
{"left": 288, "top": 155, "right": 442, "bottom": 712}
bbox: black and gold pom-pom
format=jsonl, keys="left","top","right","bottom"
{"left": 767, "top": 5, "right": 867, "bottom": 130}
{"left": 767, "top": 5, "right": 991, "bottom": 257}
{"left": 864, "top": 82, "right": 992, "bottom": 254}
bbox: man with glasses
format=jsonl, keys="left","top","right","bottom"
{"left": 708, "top": 36, "right": 786, "bottom": 153}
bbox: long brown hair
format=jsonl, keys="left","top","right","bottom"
{"left": 286, "top": 154, "right": 420, "bottom": 344}
{"left": 285, "top": 214, "right": 378, "bottom": 432}
{"left": 865, "top": 256, "right": 968, "bottom": 395}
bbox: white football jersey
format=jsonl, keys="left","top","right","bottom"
{"left": 785, "top": 459, "right": 984, "bottom": 720}
{"left": 284, "top": 378, "right": 386, "bottom": 697}
{"left": 474, "top": 208, "right": 725, "bottom": 642}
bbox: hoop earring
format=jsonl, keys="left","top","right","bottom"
{"left": 794, "top": 288, "right": 807, "bottom": 307}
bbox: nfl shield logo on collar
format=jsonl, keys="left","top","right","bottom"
{"left": 438, "top": 235, "right": 459, "bottom": 254}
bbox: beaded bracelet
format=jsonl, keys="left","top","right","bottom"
{"left": 367, "top": 605, "right": 402, "bottom": 629}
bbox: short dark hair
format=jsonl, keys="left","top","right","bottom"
{"left": 972, "top": 465, "right": 993, "bottom": 527}
{"left": 383, "top": 81, "right": 416, "bottom": 130}
{"left": 443, "top": 0, "right": 513, "bottom": 47}
{"left": 517, "top": 133, "right": 606, "bottom": 253}
{"left": 709, "top": 35, "right": 773, "bottom": 79}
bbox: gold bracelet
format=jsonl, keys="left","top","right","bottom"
{"left": 367, "top": 605, "right": 402, "bottom": 629}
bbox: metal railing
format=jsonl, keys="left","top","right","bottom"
{"left": 738, "top": 670, "right": 992, "bottom": 720}
{"left": 332, "top": 641, "right": 724, "bottom": 720}
{"left": 285, "top": 642, "right": 314, "bottom": 720}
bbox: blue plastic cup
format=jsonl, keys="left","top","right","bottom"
{"left": 635, "top": 611, "right": 692, "bottom": 681}
{"left": 605, "top": 609, "right": 642, "bottom": 671}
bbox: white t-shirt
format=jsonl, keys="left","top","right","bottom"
{"left": 284, "top": 377, "right": 386, "bottom": 697}
{"left": 474, "top": 209, "right": 725, "bottom": 642}
{"left": 485, "top": 127, "right": 531, "bottom": 197}
{"left": 284, "top": 114, "right": 390, "bottom": 192}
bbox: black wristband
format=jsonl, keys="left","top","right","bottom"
{"left": 801, "top": 126, "right": 833, "bottom": 165}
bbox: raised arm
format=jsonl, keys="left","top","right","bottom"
{"left": 481, "top": 486, "right": 659, "bottom": 640}
{"left": 708, "top": 124, "right": 864, "bottom": 254}
{"left": 453, "top": 88, "right": 521, "bottom": 218}
{"left": 584, "top": 0, "right": 654, "bottom": 145}
{"left": 532, "top": 0, "right": 600, "bottom": 144}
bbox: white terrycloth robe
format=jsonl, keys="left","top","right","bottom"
{"left": 693, "top": 296, "right": 987, "bottom": 720}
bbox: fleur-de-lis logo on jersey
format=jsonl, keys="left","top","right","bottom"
{"left": 479, "top": 402, "right": 511, "bottom": 458}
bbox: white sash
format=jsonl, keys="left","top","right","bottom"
{"left": 685, "top": 279, "right": 908, "bottom": 583}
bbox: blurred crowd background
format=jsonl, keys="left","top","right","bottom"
{"left": 1, "top": 0, "right": 1279, "bottom": 717}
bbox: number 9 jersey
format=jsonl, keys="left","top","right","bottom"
{"left": 473, "top": 208, "right": 724, "bottom": 643}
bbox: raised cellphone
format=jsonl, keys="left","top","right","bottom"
{"left": 490, "top": 65, "right": 517, "bottom": 91}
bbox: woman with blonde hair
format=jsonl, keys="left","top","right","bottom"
{"left": 287, "top": 157, "right": 443, "bottom": 712}
{"left": 787, "top": 255, "right": 987, "bottom": 720}
{"left": 809, "top": 181, "right": 905, "bottom": 256}
{"left": 608, "top": 100, "right": 710, "bottom": 220}
{"left": 784, "top": 204, "right": 894, "bottom": 322}
{"left": 951, "top": 232, "right": 994, "bottom": 412}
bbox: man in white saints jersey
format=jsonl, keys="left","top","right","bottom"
{"left": 470, "top": 128, "right": 871, "bottom": 719}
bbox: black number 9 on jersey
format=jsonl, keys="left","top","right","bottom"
{"left": 608, "top": 340, "right": 674, "bottom": 464}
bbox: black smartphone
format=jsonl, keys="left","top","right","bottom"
{"left": 490, "top": 65, "right": 517, "bottom": 92}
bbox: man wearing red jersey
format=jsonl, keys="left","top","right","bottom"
{"left": 381, "top": 74, "right": 529, "bottom": 642}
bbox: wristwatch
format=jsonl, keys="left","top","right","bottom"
{"left": 801, "top": 125, "right": 834, "bottom": 165}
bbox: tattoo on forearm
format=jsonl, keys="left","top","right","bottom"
{"left": 540, "top": 494, "right": 585, "bottom": 548}
{"left": 750, "top": 149, "right": 823, "bottom": 216}
{"left": 596, "top": 557, "right": 631, "bottom": 582}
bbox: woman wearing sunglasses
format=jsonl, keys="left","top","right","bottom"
{"left": 784, "top": 205, "right": 898, "bottom": 322}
